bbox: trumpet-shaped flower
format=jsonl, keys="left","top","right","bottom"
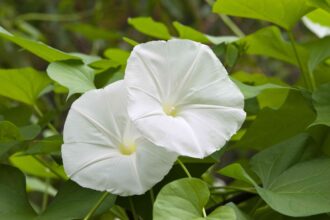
{"left": 62, "top": 80, "right": 177, "bottom": 196}
{"left": 125, "top": 39, "right": 246, "bottom": 158}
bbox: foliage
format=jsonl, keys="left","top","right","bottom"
{"left": 0, "top": 0, "right": 330, "bottom": 219}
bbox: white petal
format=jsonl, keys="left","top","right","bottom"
{"left": 62, "top": 80, "right": 177, "bottom": 196}
{"left": 125, "top": 39, "right": 246, "bottom": 158}
{"left": 302, "top": 17, "right": 330, "bottom": 38}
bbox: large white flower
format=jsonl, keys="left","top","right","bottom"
{"left": 124, "top": 39, "right": 246, "bottom": 158}
{"left": 302, "top": 9, "right": 330, "bottom": 38}
{"left": 62, "top": 80, "right": 177, "bottom": 196}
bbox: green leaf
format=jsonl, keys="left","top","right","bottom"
{"left": 38, "top": 181, "right": 116, "bottom": 220}
{"left": 0, "top": 26, "right": 79, "bottom": 62}
{"left": 236, "top": 91, "right": 315, "bottom": 150}
{"left": 0, "top": 165, "right": 36, "bottom": 220}
{"left": 256, "top": 158, "right": 330, "bottom": 217}
{"left": 311, "top": 83, "right": 330, "bottom": 127}
{"left": 232, "top": 78, "right": 289, "bottom": 100}
{"left": 104, "top": 48, "right": 130, "bottom": 65}
{"left": 308, "top": 0, "right": 330, "bottom": 12}
{"left": 213, "top": 0, "right": 313, "bottom": 30}
{"left": 173, "top": 21, "right": 209, "bottom": 43}
{"left": 0, "top": 68, "right": 51, "bottom": 105}
{"left": 23, "top": 135, "right": 62, "bottom": 155}
{"left": 153, "top": 178, "right": 248, "bottom": 220}
{"left": 240, "top": 26, "right": 308, "bottom": 66}
{"left": 250, "top": 134, "right": 309, "bottom": 188}
{"left": 306, "top": 37, "right": 330, "bottom": 73}
{"left": 128, "top": 17, "right": 171, "bottom": 40}
{"left": 47, "top": 61, "right": 96, "bottom": 96}
{"left": 0, "top": 121, "right": 21, "bottom": 141}
{"left": 10, "top": 155, "right": 66, "bottom": 179}
{"left": 219, "top": 163, "right": 257, "bottom": 186}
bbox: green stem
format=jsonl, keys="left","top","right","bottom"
{"left": 177, "top": 159, "right": 207, "bottom": 217}
{"left": 149, "top": 189, "right": 155, "bottom": 204}
{"left": 83, "top": 192, "right": 109, "bottom": 220}
{"left": 219, "top": 14, "right": 245, "bottom": 37}
{"left": 287, "top": 31, "right": 316, "bottom": 91}
{"left": 177, "top": 159, "right": 192, "bottom": 178}
{"left": 33, "top": 155, "right": 65, "bottom": 179}
{"left": 129, "top": 197, "right": 138, "bottom": 220}
{"left": 33, "top": 104, "right": 59, "bottom": 134}
{"left": 41, "top": 177, "right": 50, "bottom": 212}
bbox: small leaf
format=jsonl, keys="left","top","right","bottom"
{"left": 308, "top": 0, "right": 330, "bottom": 12}
{"left": 311, "top": 83, "right": 330, "bottom": 127}
{"left": 0, "top": 26, "right": 79, "bottom": 62}
{"left": 219, "top": 163, "right": 257, "bottom": 186}
{"left": 128, "top": 17, "right": 171, "bottom": 40}
{"left": 213, "top": 0, "right": 313, "bottom": 30}
{"left": 47, "top": 61, "right": 96, "bottom": 96}
{"left": 0, "top": 68, "right": 51, "bottom": 105}
{"left": 173, "top": 21, "right": 209, "bottom": 43}
{"left": 104, "top": 48, "right": 130, "bottom": 65}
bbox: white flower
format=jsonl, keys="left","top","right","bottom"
{"left": 62, "top": 80, "right": 177, "bottom": 196}
{"left": 124, "top": 39, "right": 246, "bottom": 158}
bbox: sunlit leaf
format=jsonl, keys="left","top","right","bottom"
{"left": 47, "top": 61, "right": 96, "bottom": 96}
{"left": 0, "top": 68, "right": 51, "bottom": 105}
{"left": 128, "top": 17, "right": 171, "bottom": 39}
{"left": 213, "top": 0, "right": 313, "bottom": 30}
{"left": 0, "top": 26, "right": 79, "bottom": 62}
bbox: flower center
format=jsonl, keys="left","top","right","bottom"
{"left": 163, "top": 104, "right": 177, "bottom": 117}
{"left": 119, "top": 143, "right": 136, "bottom": 155}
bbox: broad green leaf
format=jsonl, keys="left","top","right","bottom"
{"left": 19, "top": 124, "right": 41, "bottom": 140}
{"left": 308, "top": 0, "right": 330, "bottom": 12}
{"left": 153, "top": 178, "right": 209, "bottom": 220}
{"left": 0, "top": 165, "right": 36, "bottom": 220}
{"left": 311, "top": 83, "right": 330, "bottom": 126}
{"left": 250, "top": 134, "right": 309, "bottom": 188}
{"left": 236, "top": 91, "right": 315, "bottom": 150}
{"left": 0, "top": 26, "right": 79, "bottom": 62}
{"left": 128, "top": 17, "right": 171, "bottom": 40}
{"left": 10, "top": 155, "right": 66, "bottom": 179}
{"left": 256, "top": 158, "right": 330, "bottom": 217}
{"left": 104, "top": 48, "right": 130, "bottom": 65}
{"left": 38, "top": 181, "right": 116, "bottom": 220}
{"left": 173, "top": 21, "right": 209, "bottom": 43}
{"left": 153, "top": 178, "right": 248, "bottom": 220}
{"left": 240, "top": 26, "right": 308, "bottom": 66}
{"left": 306, "top": 37, "right": 330, "bottom": 72}
{"left": 213, "top": 0, "right": 313, "bottom": 30}
{"left": 0, "top": 68, "right": 51, "bottom": 105}
{"left": 47, "top": 61, "right": 96, "bottom": 96}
